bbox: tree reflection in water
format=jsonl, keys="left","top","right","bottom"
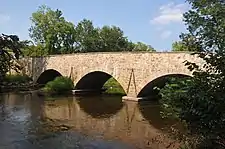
{"left": 138, "top": 100, "right": 186, "bottom": 135}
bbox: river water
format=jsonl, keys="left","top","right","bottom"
{"left": 0, "top": 92, "right": 183, "bottom": 149}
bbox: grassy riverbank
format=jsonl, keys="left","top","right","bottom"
{"left": 0, "top": 74, "right": 39, "bottom": 93}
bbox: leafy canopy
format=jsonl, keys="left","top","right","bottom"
{"left": 160, "top": 0, "right": 225, "bottom": 147}
{"left": 0, "top": 34, "right": 24, "bottom": 83}
{"left": 29, "top": 5, "right": 76, "bottom": 54}
{"left": 28, "top": 5, "right": 155, "bottom": 55}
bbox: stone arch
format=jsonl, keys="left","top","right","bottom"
{"left": 36, "top": 69, "right": 62, "bottom": 85}
{"left": 75, "top": 71, "right": 126, "bottom": 94}
{"left": 137, "top": 73, "right": 191, "bottom": 99}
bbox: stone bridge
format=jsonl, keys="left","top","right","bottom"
{"left": 22, "top": 52, "right": 202, "bottom": 101}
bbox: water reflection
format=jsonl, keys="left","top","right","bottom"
{"left": 138, "top": 100, "right": 186, "bottom": 136}
{"left": 76, "top": 95, "right": 124, "bottom": 118}
{"left": 138, "top": 100, "right": 174, "bottom": 130}
{"left": 0, "top": 92, "right": 181, "bottom": 149}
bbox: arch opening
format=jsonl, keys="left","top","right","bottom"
{"left": 37, "top": 69, "right": 62, "bottom": 85}
{"left": 137, "top": 74, "right": 190, "bottom": 100}
{"left": 75, "top": 71, "right": 126, "bottom": 95}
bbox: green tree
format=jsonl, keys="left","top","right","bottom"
{"left": 29, "top": 6, "right": 154, "bottom": 54}
{"left": 172, "top": 37, "right": 198, "bottom": 52}
{"left": 0, "top": 34, "right": 23, "bottom": 85}
{"left": 74, "top": 19, "right": 100, "bottom": 52}
{"left": 75, "top": 20, "right": 133, "bottom": 52}
{"left": 133, "top": 42, "right": 156, "bottom": 52}
{"left": 22, "top": 43, "right": 47, "bottom": 56}
{"left": 172, "top": 41, "right": 187, "bottom": 51}
{"left": 98, "top": 25, "right": 131, "bottom": 52}
{"left": 160, "top": 0, "right": 225, "bottom": 148}
{"left": 29, "top": 5, "right": 76, "bottom": 55}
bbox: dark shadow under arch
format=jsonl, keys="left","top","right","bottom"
{"left": 138, "top": 74, "right": 191, "bottom": 99}
{"left": 37, "top": 69, "right": 62, "bottom": 85}
{"left": 75, "top": 71, "right": 125, "bottom": 94}
{"left": 77, "top": 95, "right": 124, "bottom": 118}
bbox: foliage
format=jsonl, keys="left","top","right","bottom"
{"left": 98, "top": 25, "right": 132, "bottom": 52}
{"left": 160, "top": 0, "right": 225, "bottom": 148}
{"left": 172, "top": 37, "right": 198, "bottom": 52}
{"left": 103, "top": 77, "right": 126, "bottom": 95}
{"left": 22, "top": 43, "right": 48, "bottom": 56}
{"left": 29, "top": 5, "right": 76, "bottom": 55}
{"left": 0, "top": 34, "right": 24, "bottom": 83}
{"left": 172, "top": 41, "right": 188, "bottom": 52}
{"left": 4, "top": 74, "right": 32, "bottom": 84}
{"left": 74, "top": 19, "right": 100, "bottom": 52}
{"left": 133, "top": 42, "right": 156, "bottom": 52}
{"left": 44, "top": 76, "right": 74, "bottom": 94}
{"left": 159, "top": 77, "right": 191, "bottom": 119}
{"left": 28, "top": 5, "right": 155, "bottom": 55}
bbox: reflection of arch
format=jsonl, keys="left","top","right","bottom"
{"left": 77, "top": 96, "right": 124, "bottom": 118}
{"left": 138, "top": 74, "right": 191, "bottom": 99}
{"left": 37, "top": 69, "right": 62, "bottom": 85}
{"left": 75, "top": 71, "right": 126, "bottom": 94}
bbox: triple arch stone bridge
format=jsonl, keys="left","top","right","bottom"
{"left": 22, "top": 52, "right": 202, "bottom": 101}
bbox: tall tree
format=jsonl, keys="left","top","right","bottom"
{"left": 28, "top": 6, "right": 155, "bottom": 54}
{"left": 0, "top": 34, "right": 23, "bottom": 83}
{"left": 74, "top": 20, "right": 136, "bottom": 52}
{"left": 160, "top": 0, "right": 225, "bottom": 148}
{"left": 98, "top": 25, "right": 131, "bottom": 52}
{"left": 29, "top": 5, "right": 75, "bottom": 54}
{"left": 74, "top": 19, "right": 100, "bottom": 52}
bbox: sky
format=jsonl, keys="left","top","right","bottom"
{"left": 0, "top": 0, "right": 190, "bottom": 51}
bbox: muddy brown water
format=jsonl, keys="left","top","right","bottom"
{"left": 0, "top": 92, "right": 183, "bottom": 149}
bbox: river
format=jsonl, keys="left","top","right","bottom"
{"left": 0, "top": 92, "right": 183, "bottom": 149}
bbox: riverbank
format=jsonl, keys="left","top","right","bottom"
{"left": 0, "top": 74, "right": 40, "bottom": 93}
{"left": 0, "top": 82, "right": 40, "bottom": 93}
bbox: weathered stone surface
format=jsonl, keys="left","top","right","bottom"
{"left": 23, "top": 52, "right": 203, "bottom": 99}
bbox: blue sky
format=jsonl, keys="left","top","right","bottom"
{"left": 0, "top": 0, "right": 189, "bottom": 51}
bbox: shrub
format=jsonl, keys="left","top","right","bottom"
{"left": 4, "top": 74, "right": 32, "bottom": 84}
{"left": 44, "top": 76, "right": 74, "bottom": 94}
{"left": 103, "top": 77, "right": 126, "bottom": 95}
{"left": 159, "top": 77, "right": 192, "bottom": 119}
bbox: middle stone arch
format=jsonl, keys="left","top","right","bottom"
{"left": 75, "top": 71, "right": 127, "bottom": 95}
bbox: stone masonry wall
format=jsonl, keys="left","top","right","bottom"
{"left": 25, "top": 52, "right": 203, "bottom": 99}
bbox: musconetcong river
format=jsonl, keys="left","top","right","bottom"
{"left": 0, "top": 92, "right": 185, "bottom": 149}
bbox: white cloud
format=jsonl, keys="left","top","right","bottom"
{"left": 0, "top": 13, "right": 10, "bottom": 24}
{"left": 160, "top": 30, "right": 172, "bottom": 39}
{"left": 151, "top": 2, "right": 188, "bottom": 25}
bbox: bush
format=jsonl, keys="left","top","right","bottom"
{"left": 103, "top": 77, "right": 126, "bottom": 95}
{"left": 44, "top": 76, "right": 74, "bottom": 94}
{"left": 159, "top": 77, "right": 192, "bottom": 119}
{"left": 160, "top": 76, "right": 225, "bottom": 148}
{"left": 4, "top": 74, "right": 32, "bottom": 84}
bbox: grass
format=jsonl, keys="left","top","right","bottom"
{"left": 103, "top": 77, "right": 126, "bottom": 95}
